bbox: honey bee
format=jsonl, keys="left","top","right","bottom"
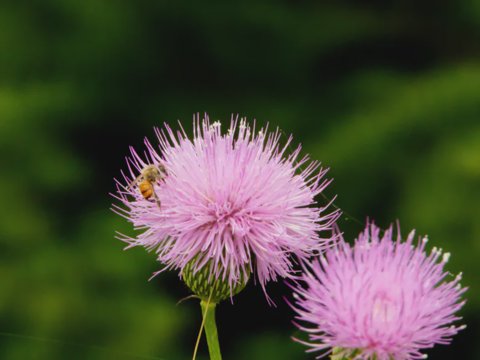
{"left": 129, "top": 164, "right": 166, "bottom": 207}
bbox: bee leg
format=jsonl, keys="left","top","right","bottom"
{"left": 126, "top": 175, "right": 142, "bottom": 190}
{"left": 152, "top": 190, "right": 161, "bottom": 208}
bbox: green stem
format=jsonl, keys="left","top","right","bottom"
{"left": 200, "top": 300, "right": 222, "bottom": 360}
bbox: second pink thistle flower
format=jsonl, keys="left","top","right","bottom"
{"left": 290, "top": 223, "right": 467, "bottom": 360}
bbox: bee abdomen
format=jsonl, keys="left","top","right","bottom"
{"left": 139, "top": 182, "right": 153, "bottom": 199}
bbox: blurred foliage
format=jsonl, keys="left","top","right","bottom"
{"left": 0, "top": 0, "right": 479, "bottom": 359}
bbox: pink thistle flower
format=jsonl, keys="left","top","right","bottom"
{"left": 289, "top": 223, "right": 467, "bottom": 360}
{"left": 113, "top": 114, "right": 339, "bottom": 297}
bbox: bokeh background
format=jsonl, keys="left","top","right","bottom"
{"left": 1, "top": 0, "right": 479, "bottom": 359}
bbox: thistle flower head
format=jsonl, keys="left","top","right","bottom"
{"left": 290, "top": 223, "right": 467, "bottom": 360}
{"left": 114, "top": 115, "right": 338, "bottom": 299}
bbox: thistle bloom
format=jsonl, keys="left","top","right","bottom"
{"left": 114, "top": 115, "right": 338, "bottom": 298}
{"left": 290, "top": 223, "right": 466, "bottom": 360}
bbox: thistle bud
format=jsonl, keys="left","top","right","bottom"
{"left": 182, "top": 257, "right": 250, "bottom": 303}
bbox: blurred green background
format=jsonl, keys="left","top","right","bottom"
{"left": 0, "top": 0, "right": 479, "bottom": 359}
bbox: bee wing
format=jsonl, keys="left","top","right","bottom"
{"left": 158, "top": 163, "right": 167, "bottom": 175}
